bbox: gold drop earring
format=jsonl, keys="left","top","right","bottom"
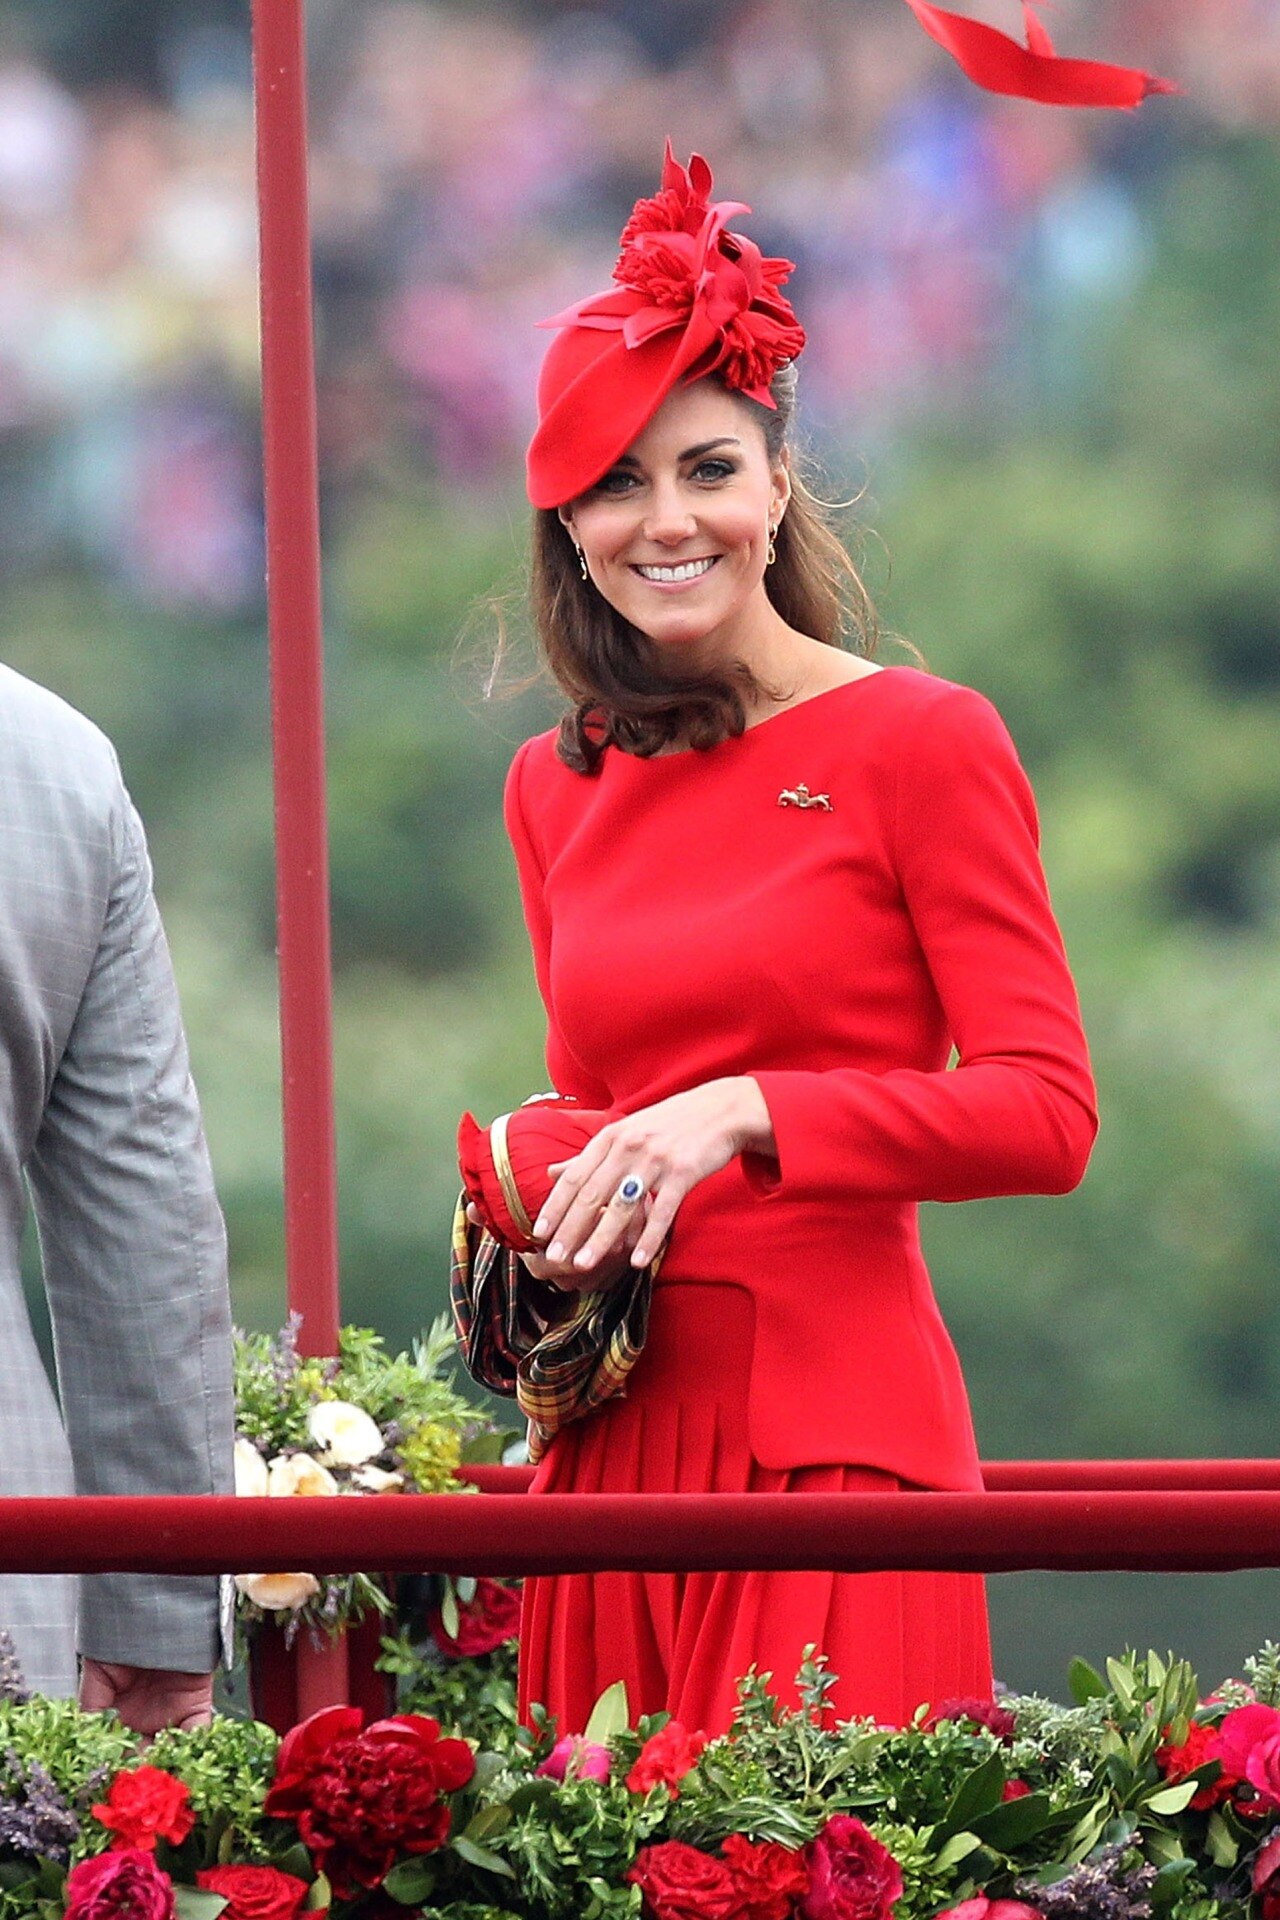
{"left": 574, "top": 542, "right": 589, "bottom": 581}
{"left": 766, "top": 520, "right": 778, "bottom": 566}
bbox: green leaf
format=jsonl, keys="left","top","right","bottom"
{"left": 934, "top": 1832, "right": 983, "bottom": 1873}
{"left": 1106, "top": 1657, "right": 1137, "bottom": 1708}
{"left": 173, "top": 1892, "right": 228, "bottom": 1920}
{"left": 463, "top": 1804, "right": 514, "bottom": 1843}
{"left": 440, "top": 1582, "right": 460, "bottom": 1641}
{"left": 382, "top": 1860, "right": 435, "bottom": 1905}
{"left": 1145, "top": 1779, "right": 1200, "bottom": 1815}
{"left": 583, "top": 1679, "right": 631, "bottom": 1746}
{"left": 1150, "top": 1859, "right": 1195, "bottom": 1913}
{"left": 452, "top": 1835, "right": 517, "bottom": 1880}
{"left": 1206, "top": 1811, "right": 1239, "bottom": 1868}
{"left": 936, "top": 1752, "right": 1008, "bottom": 1837}
{"left": 456, "top": 1575, "right": 478, "bottom": 1605}
{"left": 304, "top": 1876, "right": 329, "bottom": 1912}
{"left": 1068, "top": 1657, "right": 1108, "bottom": 1704}
{"left": 1064, "top": 1800, "right": 1110, "bottom": 1863}
{"left": 273, "top": 1846, "right": 313, "bottom": 1881}
{"left": 971, "top": 1792, "right": 1055, "bottom": 1850}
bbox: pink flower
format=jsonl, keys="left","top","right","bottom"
{"left": 936, "top": 1901, "right": 1043, "bottom": 1920}
{"left": 65, "top": 1850, "right": 175, "bottom": 1920}
{"left": 801, "top": 1817, "right": 902, "bottom": 1920}
{"left": 537, "top": 1735, "right": 612, "bottom": 1783}
{"left": 1219, "top": 1704, "right": 1280, "bottom": 1811}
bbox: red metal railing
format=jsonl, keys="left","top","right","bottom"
{"left": 8, "top": 1474, "right": 1280, "bottom": 1578}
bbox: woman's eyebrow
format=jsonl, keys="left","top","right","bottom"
{"left": 680, "top": 437, "right": 741, "bottom": 460}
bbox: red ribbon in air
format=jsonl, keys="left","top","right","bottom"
{"left": 901, "top": 0, "right": 1180, "bottom": 109}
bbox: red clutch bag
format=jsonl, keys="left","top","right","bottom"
{"left": 457, "top": 1095, "right": 613, "bottom": 1251}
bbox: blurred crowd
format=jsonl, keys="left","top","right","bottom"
{"left": 0, "top": 0, "right": 1276, "bottom": 614}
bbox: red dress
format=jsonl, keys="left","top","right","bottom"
{"left": 504, "top": 666, "right": 1097, "bottom": 1734}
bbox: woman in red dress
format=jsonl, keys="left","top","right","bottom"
{"left": 489, "top": 144, "right": 1096, "bottom": 1739}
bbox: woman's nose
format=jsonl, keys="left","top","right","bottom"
{"left": 641, "top": 484, "right": 697, "bottom": 544}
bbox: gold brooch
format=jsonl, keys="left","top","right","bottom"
{"left": 778, "top": 783, "right": 833, "bottom": 812}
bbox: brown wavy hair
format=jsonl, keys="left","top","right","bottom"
{"left": 530, "top": 365, "right": 879, "bottom": 774}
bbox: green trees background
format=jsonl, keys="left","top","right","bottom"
{"left": 5, "top": 59, "right": 1279, "bottom": 1688}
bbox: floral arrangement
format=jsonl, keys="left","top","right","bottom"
{"left": 232, "top": 1318, "right": 512, "bottom": 1639}
{"left": 9, "top": 1639, "right": 1280, "bottom": 1920}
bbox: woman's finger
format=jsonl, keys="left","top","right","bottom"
{"left": 568, "top": 1169, "right": 655, "bottom": 1270}
{"left": 627, "top": 1179, "right": 686, "bottom": 1268}
{"left": 533, "top": 1134, "right": 613, "bottom": 1242}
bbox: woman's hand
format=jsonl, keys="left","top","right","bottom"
{"left": 463, "top": 1202, "right": 647, "bottom": 1293}
{"left": 532, "top": 1076, "right": 775, "bottom": 1274}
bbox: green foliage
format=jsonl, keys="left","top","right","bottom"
{"left": 146, "top": 1719, "right": 280, "bottom": 1865}
{"left": 379, "top": 1630, "right": 521, "bottom": 1753}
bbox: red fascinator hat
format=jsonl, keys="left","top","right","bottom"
{"left": 457, "top": 1095, "right": 614, "bottom": 1251}
{"left": 526, "top": 142, "right": 806, "bottom": 511}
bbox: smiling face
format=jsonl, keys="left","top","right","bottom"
{"left": 559, "top": 380, "right": 790, "bottom": 657}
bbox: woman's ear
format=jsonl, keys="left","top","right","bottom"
{"left": 557, "top": 505, "right": 576, "bottom": 538}
{"left": 771, "top": 453, "right": 792, "bottom": 526}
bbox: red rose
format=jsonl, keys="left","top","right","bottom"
{"left": 263, "top": 1706, "right": 475, "bottom": 1897}
{"left": 925, "top": 1700, "right": 1018, "bottom": 1744}
{"left": 91, "top": 1767, "right": 195, "bottom": 1852}
{"left": 1253, "top": 1832, "right": 1280, "bottom": 1920}
{"left": 626, "top": 1722, "right": 708, "bottom": 1799}
{"left": 937, "top": 1900, "right": 1042, "bottom": 1920}
{"left": 721, "top": 1834, "right": 810, "bottom": 1920}
{"left": 627, "top": 1841, "right": 743, "bottom": 1920}
{"left": 1219, "top": 1705, "right": 1280, "bottom": 1813}
{"left": 432, "top": 1579, "right": 521, "bottom": 1659}
{"left": 65, "top": 1849, "right": 175, "bottom": 1920}
{"left": 196, "top": 1866, "right": 312, "bottom": 1920}
{"left": 801, "top": 1817, "right": 902, "bottom": 1920}
{"left": 1156, "top": 1721, "right": 1240, "bottom": 1811}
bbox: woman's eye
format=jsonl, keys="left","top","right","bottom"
{"left": 692, "top": 459, "right": 736, "bottom": 482}
{"left": 595, "top": 470, "right": 638, "bottom": 494}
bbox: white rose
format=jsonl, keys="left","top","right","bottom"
{"left": 234, "top": 1437, "right": 269, "bottom": 1497}
{"left": 234, "top": 1571, "right": 320, "bottom": 1610}
{"left": 350, "top": 1465, "right": 405, "bottom": 1494}
{"left": 307, "top": 1400, "right": 384, "bottom": 1467}
{"left": 267, "top": 1452, "right": 339, "bottom": 1497}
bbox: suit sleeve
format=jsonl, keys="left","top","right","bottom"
{"left": 26, "top": 764, "right": 234, "bottom": 1672}
{"left": 744, "top": 685, "right": 1098, "bottom": 1203}
{"left": 504, "top": 739, "right": 614, "bottom": 1109}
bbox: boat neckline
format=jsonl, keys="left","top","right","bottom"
{"left": 616, "top": 661, "right": 903, "bottom": 764}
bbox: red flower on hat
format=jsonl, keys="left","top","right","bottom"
{"left": 541, "top": 142, "right": 805, "bottom": 410}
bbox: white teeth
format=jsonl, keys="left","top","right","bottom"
{"left": 635, "top": 558, "right": 717, "bottom": 583}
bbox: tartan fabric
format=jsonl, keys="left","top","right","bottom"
{"left": 450, "top": 1192, "right": 653, "bottom": 1462}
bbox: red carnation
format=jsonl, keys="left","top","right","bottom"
{"left": 801, "top": 1817, "right": 902, "bottom": 1920}
{"left": 91, "top": 1767, "right": 195, "bottom": 1852}
{"left": 626, "top": 1721, "right": 708, "bottom": 1799}
{"left": 263, "top": 1706, "right": 475, "bottom": 1897}
{"left": 721, "top": 1834, "right": 810, "bottom": 1920}
{"left": 65, "top": 1849, "right": 175, "bottom": 1920}
{"left": 1156, "top": 1720, "right": 1239, "bottom": 1810}
{"left": 627, "top": 1841, "right": 743, "bottom": 1920}
{"left": 195, "top": 1867, "right": 312, "bottom": 1920}
{"left": 432, "top": 1578, "right": 522, "bottom": 1659}
{"left": 925, "top": 1699, "right": 1018, "bottom": 1744}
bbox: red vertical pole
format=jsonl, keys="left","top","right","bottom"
{"left": 250, "top": 0, "right": 341, "bottom": 1361}
{"left": 250, "top": 0, "right": 347, "bottom": 1720}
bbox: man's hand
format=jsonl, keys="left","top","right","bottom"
{"left": 79, "top": 1659, "right": 213, "bottom": 1735}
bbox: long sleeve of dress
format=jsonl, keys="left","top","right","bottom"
{"left": 505, "top": 738, "right": 615, "bottom": 1111}
{"left": 744, "top": 684, "right": 1097, "bottom": 1205}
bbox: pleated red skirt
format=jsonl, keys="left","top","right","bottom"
{"left": 518, "top": 1282, "right": 991, "bottom": 1737}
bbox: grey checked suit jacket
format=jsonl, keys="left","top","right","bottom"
{"left": 0, "top": 664, "right": 234, "bottom": 1696}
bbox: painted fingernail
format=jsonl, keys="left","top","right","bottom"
{"left": 533, "top": 1216, "right": 549, "bottom": 1239}
{"left": 631, "top": 1249, "right": 648, "bottom": 1267}
{"left": 547, "top": 1242, "right": 564, "bottom": 1262}
{"left": 573, "top": 1248, "right": 592, "bottom": 1268}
